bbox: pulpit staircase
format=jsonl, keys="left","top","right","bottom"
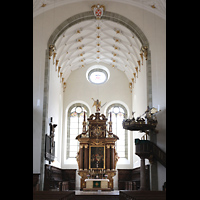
{"left": 135, "top": 139, "right": 166, "bottom": 167}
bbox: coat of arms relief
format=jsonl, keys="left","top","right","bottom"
{"left": 91, "top": 4, "right": 105, "bottom": 19}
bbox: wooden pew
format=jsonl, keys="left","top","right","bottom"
{"left": 118, "top": 166, "right": 150, "bottom": 190}
{"left": 33, "top": 191, "right": 75, "bottom": 200}
{"left": 33, "top": 174, "right": 40, "bottom": 191}
{"left": 44, "top": 164, "right": 76, "bottom": 191}
{"left": 120, "top": 190, "right": 166, "bottom": 200}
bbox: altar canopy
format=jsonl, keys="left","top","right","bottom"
{"left": 76, "top": 99, "right": 119, "bottom": 190}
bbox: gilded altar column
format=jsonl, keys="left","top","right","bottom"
{"left": 106, "top": 144, "right": 110, "bottom": 170}
{"left": 110, "top": 145, "right": 115, "bottom": 170}
{"left": 84, "top": 144, "right": 89, "bottom": 170}
{"left": 79, "top": 144, "right": 84, "bottom": 170}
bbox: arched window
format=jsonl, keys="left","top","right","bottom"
{"left": 66, "top": 103, "right": 89, "bottom": 159}
{"left": 106, "top": 104, "right": 128, "bottom": 159}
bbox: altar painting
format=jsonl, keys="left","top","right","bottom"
{"left": 89, "top": 146, "right": 105, "bottom": 169}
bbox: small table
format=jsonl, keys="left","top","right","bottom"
{"left": 83, "top": 179, "right": 111, "bottom": 191}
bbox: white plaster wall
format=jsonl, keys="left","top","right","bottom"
{"left": 33, "top": 1, "right": 166, "bottom": 190}
{"left": 47, "top": 59, "right": 64, "bottom": 169}
{"left": 62, "top": 62, "right": 132, "bottom": 168}
{"left": 151, "top": 16, "right": 166, "bottom": 190}
{"left": 131, "top": 56, "right": 148, "bottom": 169}
{"left": 33, "top": 17, "right": 45, "bottom": 173}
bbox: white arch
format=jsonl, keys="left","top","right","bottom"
{"left": 104, "top": 100, "right": 130, "bottom": 118}
{"left": 65, "top": 100, "right": 91, "bottom": 115}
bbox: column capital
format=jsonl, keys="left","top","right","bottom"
{"left": 84, "top": 144, "right": 88, "bottom": 148}
{"left": 106, "top": 144, "right": 110, "bottom": 148}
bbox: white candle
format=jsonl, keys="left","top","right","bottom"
{"left": 158, "top": 105, "right": 160, "bottom": 111}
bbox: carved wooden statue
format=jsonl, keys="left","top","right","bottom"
{"left": 92, "top": 98, "right": 101, "bottom": 112}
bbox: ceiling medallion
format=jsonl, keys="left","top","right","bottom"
{"left": 91, "top": 4, "right": 105, "bottom": 19}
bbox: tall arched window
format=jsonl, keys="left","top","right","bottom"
{"left": 106, "top": 104, "right": 128, "bottom": 159}
{"left": 66, "top": 103, "right": 89, "bottom": 159}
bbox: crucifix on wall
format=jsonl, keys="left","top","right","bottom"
{"left": 49, "top": 117, "right": 57, "bottom": 149}
{"left": 45, "top": 117, "right": 57, "bottom": 164}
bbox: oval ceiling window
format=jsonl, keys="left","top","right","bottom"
{"left": 87, "top": 66, "right": 109, "bottom": 85}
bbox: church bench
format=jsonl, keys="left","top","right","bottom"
{"left": 33, "top": 174, "right": 40, "bottom": 191}
{"left": 44, "top": 165, "right": 76, "bottom": 190}
{"left": 119, "top": 191, "right": 166, "bottom": 200}
{"left": 33, "top": 191, "right": 75, "bottom": 200}
{"left": 118, "top": 167, "right": 150, "bottom": 190}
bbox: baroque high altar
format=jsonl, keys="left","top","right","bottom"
{"left": 76, "top": 99, "right": 119, "bottom": 190}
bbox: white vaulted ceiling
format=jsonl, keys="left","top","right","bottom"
{"left": 33, "top": 0, "right": 166, "bottom": 84}
{"left": 54, "top": 19, "right": 143, "bottom": 82}
{"left": 33, "top": 0, "right": 166, "bottom": 20}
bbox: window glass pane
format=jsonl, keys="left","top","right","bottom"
{"left": 118, "top": 133, "right": 125, "bottom": 140}
{"left": 79, "top": 118, "right": 83, "bottom": 124}
{"left": 117, "top": 140, "right": 125, "bottom": 146}
{"left": 118, "top": 151, "right": 125, "bottom": 158}
{"left": 113, "top": 107, "right": 120, "bottom": 114}
{"left": 70, "top": 128, "right": 79, "bottom": 135}
{"left": 70, "top": 145, "right": 77, "bottom": 151}
{"left": 90, "top": 71, "right": 106, "bottom": 84}
{"left": 106, "top": 104, "right": 127, "bottom": 158}
{"left": 88, "top": 68, "right": 108, "bottom": 85}
{"left": 67, "top": 104, "right": 89, "bottom": 159}
{"left": 76, "top": 106, "right": 82, "bottom": 113}
{"left": 69, "top": 151, "right": 77, "bottom": 158}
{"left": 70, "top": 116, "right": 78, "bottom": 123}
{"left": 112, "top": 113, "right": 117, "bottom": 135}
{"left": 119, "top": 107, "right": 125, "bottom": 113}
{"left": 79, "top": 128, "right": 82, "bottom": 134}
{"left": 71, "top": 107, "right": 76, "bottom": 112}
{"left": 70, "top": 123, "right": 78, "bottom": 129}
{"left": 70, "top": 139, "right": 78, "bottom": 146}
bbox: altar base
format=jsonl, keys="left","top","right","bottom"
{"left": 83, "top": 188, "right": 111, "bottom": 191}
{"left": 83, "top": 179, "right": 111, "bottom": 191}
